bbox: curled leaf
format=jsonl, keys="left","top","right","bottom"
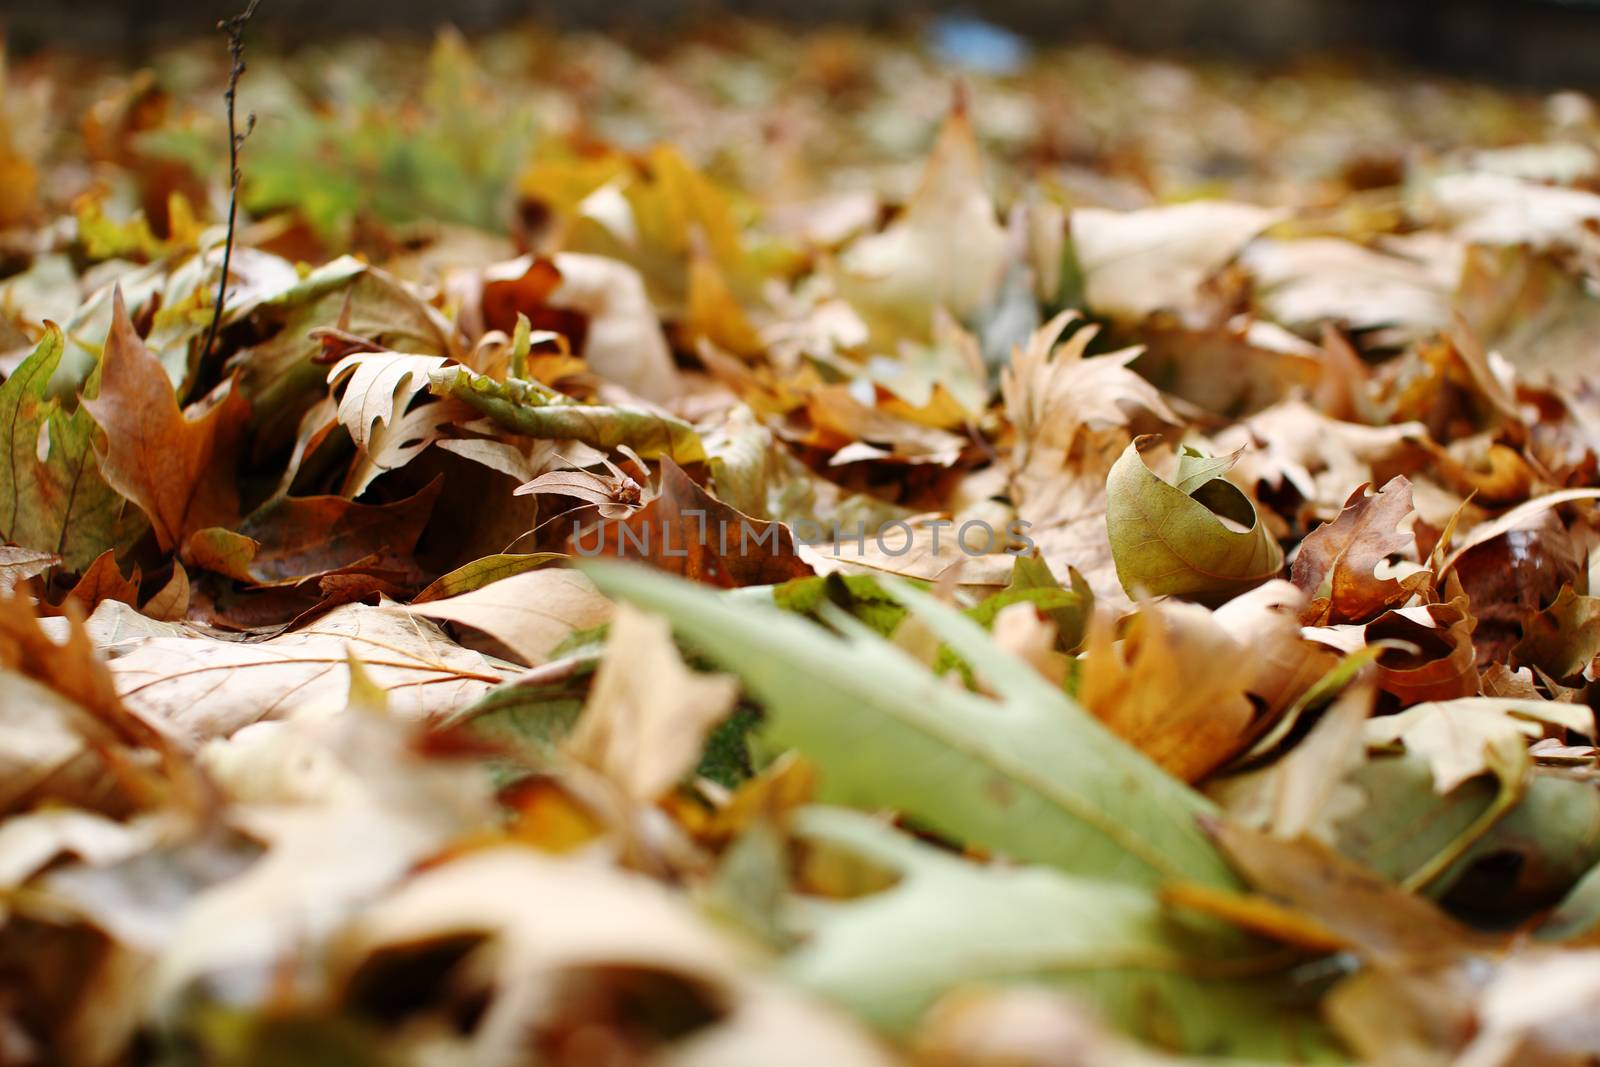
{"left": 1105, "top": 438, "right": 1283, "bottom": 605}
{"left": 429, "top": 364, "right": 705, "bottom": 464}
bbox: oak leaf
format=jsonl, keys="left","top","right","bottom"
{"left": 1291, "top": 476, "right": 1420, "bottom": 625}
{"left": 1512, "top": 585, "right": 1600, "bottom": 683}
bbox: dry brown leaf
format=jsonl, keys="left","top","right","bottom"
{"left": 61, "top": 549, "right": 141, "bottom": 615}
{"left": 1292, "top": 476, "right": 1421, "bottom": 625}
{"left": 1079, "top": 600, "right": 1258, "bottom": 782}
{"left": 82, "top": 289, "right": 249, "bottom": 553}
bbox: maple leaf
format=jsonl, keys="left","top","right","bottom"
{"left": 81, "top": 289, "right": 249, "bottom": 554}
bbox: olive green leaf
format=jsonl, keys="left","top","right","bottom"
{"left": 583, "top": 560, "right": 1238, "bottom": 890}
{"left": 1106, "top": 437, "right": 1283, "bottom": 605}
{"left": 1512, "top": 584, "right": 1600, "bottom": 682}
{"left": 428, "top": 364, "right": 705, "bottom": 464}
{"left": 0, "top": 325, "right": 144, "bottom": 572}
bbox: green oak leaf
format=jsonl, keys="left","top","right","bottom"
{"left": 583, "top": 559, "right": 1237, "bottom": 890}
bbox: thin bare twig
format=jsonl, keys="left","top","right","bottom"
{"left": 199, "top": 0, "right": 262, "bottom": 361}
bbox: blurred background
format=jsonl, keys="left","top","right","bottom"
{"left": 3, "top": 0, "right": 1600, "bottom": 87}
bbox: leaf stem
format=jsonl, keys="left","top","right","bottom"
{"left": 199, "top": 0, "right": 262, "bottom": 362}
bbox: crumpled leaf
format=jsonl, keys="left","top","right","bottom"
{"left": 1079, "top": 599, "right": 1257, "bottom": 783}
{"left": 1366, "top": 598, "right": 1481, "bottom": 705}
{"left": 1105, "top": 437, "right": 1283, "bottom": 605}
{"left": 474, "top": 253, "right": 681, "bottom": 401}
{"left": 325, "top": 351, "right": 452, "bottom": 491}
{"left": 1002, "top": 312, "right": 1175, "bottom": 470}
{"left": 61, "top": 549, "right": 140, "bottom": 614}
{"left": 571, "top": 458, "right": 813, "bottom": 588}
{"left": 565, "top": 603, "right": 739, "bottom": 801}
{"left": 231, "top": 257, "right": 459, "bottom": 459}
{"left": 0, "top": 325, "right": 143, "bottom": 571}
{"left": 429, "top": 363, "right": 705, "bottom": 464}
{"left": 1292, "top": 476, "right": 1421, "bottom": 625}
{"left": 82, "top": 290, "right": 248, "bottom": 554}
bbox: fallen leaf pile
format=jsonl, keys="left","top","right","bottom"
{"left": 7, "top": 15, "right": 1600, "bottom": 1066}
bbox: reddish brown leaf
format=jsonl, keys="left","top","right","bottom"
{"left": 1369, "top": 597, "right": 1480, "bottom": 704}
{"left": 566, "top": 458, "right": 813, "bottom": 587}
{"left": 1291, "top": 476, "right": 1419, "bottom": 625}
{"left": 61, "top": 549, "right": 140, "bottom": 615}
{"left": 82, "top": 288, "right": 249, "bottom": 553}
{"left": 186, "top": 478, "right": 441, "bottom": 587}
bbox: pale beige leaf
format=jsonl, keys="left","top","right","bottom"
{"left": 546, "top": 251, "right": 682, "bottom": 401}
{"left": 837, "top": 101, "right": 1009, "bottom": 330}
{"left": 102, "top": 603, "right": 513, "bottom": 742}
{"left": 1241, "top": 236, "right": 1454, "bottom": 338}
{"left": 408, "top": 567, "right": 613, "bottom": 666}
{"left": 1365, "top": 697, "right": 1592, "bottom": 794}
{"left": 1072, "top": 200, "right": 1284, "bottom": 323}
{"left": 566, "top": 603, "right": 739, "bottom": 800}
{"left": 326, "top": 351, "right": 452, "bottom": 489}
